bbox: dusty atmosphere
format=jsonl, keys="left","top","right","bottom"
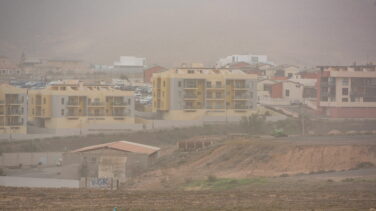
{"left": 1, "top": 0, "right": 376, "bottom": 210}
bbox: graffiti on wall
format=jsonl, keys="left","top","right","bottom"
{"left": 80, "top": 177, "right": 118, "bottom": 189}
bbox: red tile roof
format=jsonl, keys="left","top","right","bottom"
{"left": 271, "top": 76, "right": 288, "bottom": 81}
{"left": 229, "top": 62, "right": 251, "bottom": 68}
{"left": 72, "top": 141, "right": 160, "bottom": 155}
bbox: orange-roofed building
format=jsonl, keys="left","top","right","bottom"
{"left": 143, "top": 66, "right": 166, "bottom": 83}
{"left": 63, "top": 140, "right": 160, "bottom": 182}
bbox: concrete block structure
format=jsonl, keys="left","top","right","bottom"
{"left": 64, "top": 141, "right": 160, "bottom": 182}
{"left": 28, "top": 80, "right": 136, "bottom": 134}
{"left": 152, "top": 68, "right": 258, "bottom": 121}
{"left": 0, "top": 84, "right": 28, "bottom": 134}
{"left": 317, "top": 65, "right": 376, "bottom": 118}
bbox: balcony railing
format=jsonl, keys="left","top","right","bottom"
{"left": 184, "top": 94, "right": 197, "bottom": 99}
{"left": 206, "top": 84, "right": 224, "bottom": 89}
{"left": 234, "top": 94, "right": 250, "bottom": 99}
{"left": 207, "top": 105, "right": 225, "bottom": 109}
{"left": 67, "top": 101, "right": 79, "bottom": 106}
{"left": 88, "top": 113, "right": 105, "bottom": 116}
{"left": 184, "top": 106, "right": 200, "bottom": 110}
{"left": 206, "top": 95, "right": 224, "bottom": 99}
{"left": 88, "top": 102, "right": 105, "bottom": 106}
{"left": 113, "top": 101, "right": 128, "bottom": 106}
{"left": 6, "top": 99, "right": 23, "bottom": 104}
{"left": 6, "top": 110, "right": 23, "bottom": 115}
{"left": 234, "top": 84, "right": 248, "bottom": 89}
{"left": 6, "top": 122, "right": 23, "bottom": 126}
{"left": 184, "top": 84, "right": 198, "bottom": 88}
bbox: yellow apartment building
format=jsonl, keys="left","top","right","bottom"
{"left": 28, "top": 80, "right": 136, "bottom": 133}
{"left": 152, "top": 68, "right": 258, "bottom": 121}
{"left": 0, "top": 84, "right": 28, "bottom": 134}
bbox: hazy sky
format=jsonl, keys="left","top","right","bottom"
{"left": 0, "top": 0, "right": 376, "bottom": 67}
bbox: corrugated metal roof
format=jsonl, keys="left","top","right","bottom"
{"left": 71, "top": 141, "right": 160, "bottom": 155}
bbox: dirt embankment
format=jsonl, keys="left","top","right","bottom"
{"left": 130, "top": 138, "right": 376, "bottom": 189}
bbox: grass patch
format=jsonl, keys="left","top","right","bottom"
{"left": 183, "top": 177, "right": 267, "bottom": 190}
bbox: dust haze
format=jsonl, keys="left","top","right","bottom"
{"left": 1, "top": 0, "right": 376, "bottom": 66}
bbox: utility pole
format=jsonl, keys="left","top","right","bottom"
{"left": 300, "top": 102, "right": 305, "bottom": 136}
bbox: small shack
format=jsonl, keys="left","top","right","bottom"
{"left": 62, "top": 140, "right": 160, "bottom": 183}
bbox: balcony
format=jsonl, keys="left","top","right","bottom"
{"left": 6, "top": 110, "right": 23, "bottom": 116}
{"left": 184, "top": 85, "right": 198, "bottom": 89}
{"left": 88, "top": 112, "right": 105, "bottom": 117}
{"left": 207, "top": 105, "right": 225, "bottom": 109}
{"left": 112, "top": 101, "right": 128, "bottom": 107}
{"left": 184, "top": 94, "right": 198, "bottom": 99}
{"left": 233, "top": 94, "right": 250, "bottom": 100}
{"left": 6, "top": 122, "right": 23, "bottom": 126}
{"left": 6, "top": 99, "right": 23, "bottom": 104}
{"left": 184, "top": 106, "right": 201, "bottom": 110}
{"left": 67, "top": 101, "right": 80, "bottom": 106}
{"left": 206, "top": 84, "right": 224, "bottom": 89}
{"left": 206, "top": 95, "right": 224, "bottom": 100}
{"left": 88, "top": 102, "right": 105, "bottom": 107}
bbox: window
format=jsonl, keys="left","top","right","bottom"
{"left": 285, "top": 89, "right": 290, "bottom": 97}
{"left": 178, "top": 81, "right": 182, "bottom": 87}
{"left": 342, "top": 98, "right": 348, "bottom": 102}
{"left": 61, "top": 98, "right": 65, "bottom": 105}
{"left": 288, "top": 73, "right": 293, "bottom": 78}
{"left": 163, "top": 81, "right": 166, "bottom": 87}
{"left": 128, "top": 99, "right": 131, "bottom": 104}
{"left": 216, "top": 81, "right": 222, "bottom": 88}
{"left": 43, "top": 98, "right": 46, "bottom": 104}
{"left": 342, "top": 88, "right": 348, "bottom": 95}
{"left": 342, "top": 78, "right": 349, "bottom": 86}
{"left": 61, "top": 109, "right": 65, "bottom": 116}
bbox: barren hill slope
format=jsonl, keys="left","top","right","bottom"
{"left": 129, "top": 136, "right": 376, "bottom": 190}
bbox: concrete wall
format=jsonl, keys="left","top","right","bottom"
{"left": 0, "top": 152, "right": 62, "bottom": 167}
{"left": 0, "top": 176, "right": 79, "bottom": 188}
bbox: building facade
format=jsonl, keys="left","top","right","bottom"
{"left": 317, "top": 65, "right": 376, "bottom": 118}
{"left": 216, "top": 54, "right": 272, "bottom": 68}
{"left": 0, "top": 84, "right": 28, "bottom": 134}
{"left": 28, "top": 80, "right": 136, "bottom": 133}
{"left": 152, "top": 68, "right": 258, "bottom": 121}
{"left": 113, "top": 56, "right": 146, "bottom": 80}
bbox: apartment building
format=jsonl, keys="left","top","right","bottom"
{"left": 0, "top": 84, "right": 28, "bottom": 134}
{"left": 28, "top": 80, "right": 135, "bottom": 133}
{"left": 317, "top": 65, "right": 376, "bottom": 118}
{"left": 152, "top": 68, "right": 258, "bottom": 121}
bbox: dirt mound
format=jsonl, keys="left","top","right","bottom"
{"left": 129, "top": 137, "right": 376, "bottom": 189}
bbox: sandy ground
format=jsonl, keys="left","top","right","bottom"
{"left": 1, "top": 177, "right": 376, "bottom": 210}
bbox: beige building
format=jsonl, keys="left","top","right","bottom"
{"left": 28, "top": 80, "right": 136, "bottom": 134}
{"left": 152, "top": 68, "right": 258, "bottom": 121}
{"left": 0, "top": 84, "right": 28, "bottom": 134}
